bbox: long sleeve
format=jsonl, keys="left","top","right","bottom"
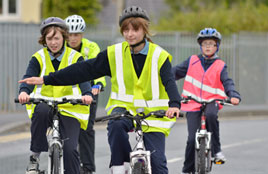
{"left": 19, "top": 57, "right": 40, "bottom": 94}
{"left": 76, "top": 57, "right": 92, "bottom": 96}
{"left": 44, "top": 50, "right": 111, "bottom": 86}
{"left": 160, "top": 59, "right": 181, "bottom": 108}
{"left": 220, "top": 65, "right": 241, "bottom": 100}
{"left": 171, "top": 57, "right": 190, "bottom": 80}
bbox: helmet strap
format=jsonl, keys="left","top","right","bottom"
{"left": 130, "top": 37, "right": 145, "bottom": 49}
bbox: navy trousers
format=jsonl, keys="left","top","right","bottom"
{"left": 79, "top": 95, "right": 99, "bottom": 172}
{"left": 182, "top": 102, "right": 220, "bottom": 173}
{"left": 107, "top": 107, "right": 168, "bottom": 174}
{"left": 30, "top": 103, "right": 80, "bottom": 174}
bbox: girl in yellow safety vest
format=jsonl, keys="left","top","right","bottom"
{"left": 19, "top": 7, "right": 182, "bottom": 174}
{"left": 18, "top": 17, "right": 93, "bottom": 174}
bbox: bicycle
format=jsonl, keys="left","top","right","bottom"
{"left": 95, "top": 108, "right": 174, "bottom": 174}
{"left": 181, "top": 96, "right": 233, "bottom": 174}
{"left": 15, "top": 97, "right": 86, "bottom": 174}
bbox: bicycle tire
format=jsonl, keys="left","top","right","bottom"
{"left": 132, "top": 161, "right": 146, "bottom": 174}
{"left": 51, "top": 144, "right": 61, "bottom": 174}
{"left": 199, "top": 138, "right": 206, "bottom": 174}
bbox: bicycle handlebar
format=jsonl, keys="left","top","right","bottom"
{"left": 14, "top": 97, "right": 96, "bottom": 106}
{"left": 181, "top": 96, "right": 233, "bottom": 106}
{"left": 95, "top": 109, "right": 183, "bottom": 122}
{"left": 95, "top": 110, "right": 169, "bottom": 123}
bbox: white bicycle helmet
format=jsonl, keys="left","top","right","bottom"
{"left": 197, "top": 28, "right": 222, "bottom": 45}
{"left": 65, "top": 15, "right": 86, "bottom": 33}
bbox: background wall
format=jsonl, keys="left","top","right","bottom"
{"left": 0, "top": 23, "right": 266, "bottom": 112}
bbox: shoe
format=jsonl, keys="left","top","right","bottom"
{"left": 80, "top": 166, "right": 93, "bottom": 174}
{"left": 214, "top": 151, "right": 226, "bottom": 163}
{"left": 25, "top": 155, "right": 40, "bottom": 174}
{"left": 181, "top": 172, "right": 194, "bottom": 174}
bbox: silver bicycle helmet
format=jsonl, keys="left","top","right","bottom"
{"left": 119, "top": 6, "right": 150, "bottom": 26}
{"left": 197, "top": 28, "right": 222, "bottom": 45}
{"left": 40, "top": 17, "right": 68, "bottom": 34}
{"left": 65, "top": 15, "right": 86, "bottom": 33}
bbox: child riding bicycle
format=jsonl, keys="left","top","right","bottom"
{"left": 65, "top": 14, "right": 106, "bottom": 174}
{"left": 19, "top": 6, "right": 181, "bottom": 174}
{"left": 18, "top": 17, "right": 93, "bottom": 174}
{"left": 172, "top": 28, "right": 241, "bottom": 174}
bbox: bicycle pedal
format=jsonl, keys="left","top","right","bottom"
{"left": 214, "top": 160, "right": 225, "bottom": 165}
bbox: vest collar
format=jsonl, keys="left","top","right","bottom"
{"left": 131, "top": 39, "right": 149, "bottom": 55}
{"left": 49, "top": 46, "right": 66, "bottom": 61}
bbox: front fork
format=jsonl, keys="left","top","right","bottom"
{"left": 47, "top": 119, "right": 64, "bottom": 174}
{"left": 129, "top": 130, "right": 152, "bottom": 174}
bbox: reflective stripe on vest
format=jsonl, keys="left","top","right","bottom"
{"left": 141, "top": 120, "right": 176, "bottom": 129}
{"left": 111, "top": 43, "right": 134, "bottom": 102}
{"left": 183, "top": 75, "right": 226, "bottom": 98}
{"left": 133, "top": 46, "right": 169, "bottom": 108}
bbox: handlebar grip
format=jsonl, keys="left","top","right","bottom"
{"left": 95, "top": 115, "right": 113, "bottom": 122}
{"left": 14, "top": 98, "right": 34, "bottom": 103}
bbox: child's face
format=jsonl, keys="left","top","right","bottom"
{"left": 122, "top": 23, "right": 145, "bottom": 46}
{"left": 68, "top": 33, "right": 83, "bottom": 49}
{"left": 201, "top": 39, "right": 217, "bottom": 58}
{"left": 45, "top": 28, "right": 64, "bottom": 54}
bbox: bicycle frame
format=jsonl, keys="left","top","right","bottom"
{"left": 15, "top": 97, "right": 85, "bottom": 174}
{"left": 194, "top": 104, "right": 213, "bottom": 174}
{"left": 181, "top": 96, "right": 232, "bottom": 174}
{"left": 95, "top": 109, "right": 167, "bottom": 174}
{"left": 129, "top": 113, "right": 152, "bottom": 174}
{"left": 47, "top": 103, "right": 64, "bottom": 174}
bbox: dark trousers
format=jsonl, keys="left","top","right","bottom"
{"left": 79, "top": 95, "right": 98, "bottom": 172}
{"left": 30, "top": 103, "right": 81, "bottom": 174}
{"left": 107, "top": 107, "right": 168, "bottom": 174}
{"left": 182, "top": 102, "right": 220, "bottom": 173}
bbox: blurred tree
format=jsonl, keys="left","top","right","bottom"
{"left": 42, "top": 0, "right": 102, "bottom": 25}
{"left": 156, "top": 0, "right": 268, "bottom": 34}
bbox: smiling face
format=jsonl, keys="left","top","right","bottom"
{"left": 122, "top": 23, "right": 145, "bottom": 46}
{"left": 45, "top": 28, "right": 64, "bottom": 54}
{"left": 68, "top": 33, "right": 83, "bottom": 50}
{"left": 201, "top": 39, "right": 218, "bottom": 58}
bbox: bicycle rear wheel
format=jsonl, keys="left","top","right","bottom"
{"left": 132, "top": 161, "right": 146, "bottom": 174}
{"left": 51, "top": 144, "right": 61, "bottom": 174}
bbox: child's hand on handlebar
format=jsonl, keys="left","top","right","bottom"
{"left": 18, "top": 92, "right": 30, "bottom": 104}
{"left": 230, "top": 97, "right": 240, "bottom": 105}
{"left": 81, "top": 95, "right": 94, "bottom": 105}
{"left": 166, "top": 107, "right": 180, "bottom": 118}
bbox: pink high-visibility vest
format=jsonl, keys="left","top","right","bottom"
{"left": 181, "top": 55, "right": 227, "bottom": 111}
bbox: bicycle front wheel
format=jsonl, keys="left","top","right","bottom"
{"left": 132, "top": 161, "right": 146, "bottom": 174}
{"left": 197, "top": 138, "right": 206, "bottom": 174}
{"left": 51, "top": 144, "right": 61, "bottom": 174}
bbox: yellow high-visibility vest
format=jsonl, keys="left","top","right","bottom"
{"left": 106, "top": 41, "right": 176, "bottom": 136}
{"left": 26, "top": 46, "right": 90, "bottom": 130}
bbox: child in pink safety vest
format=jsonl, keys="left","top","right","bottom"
{"left": 172, "top": 28, "right": 241, "bottom": 174}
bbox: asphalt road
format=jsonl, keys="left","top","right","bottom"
{"left": 0, "top": 115, "right": 267, "bottom": 174}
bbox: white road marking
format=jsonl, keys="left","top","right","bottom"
{"left": 167, "top": 138, "right": 266, "bottom": 163}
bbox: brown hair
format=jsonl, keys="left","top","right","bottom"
{"left": 120, "top": 17, "right": 153, "bottom": 42}
{"left": 38, "top": 26, "right": 69, "bottom": 46}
